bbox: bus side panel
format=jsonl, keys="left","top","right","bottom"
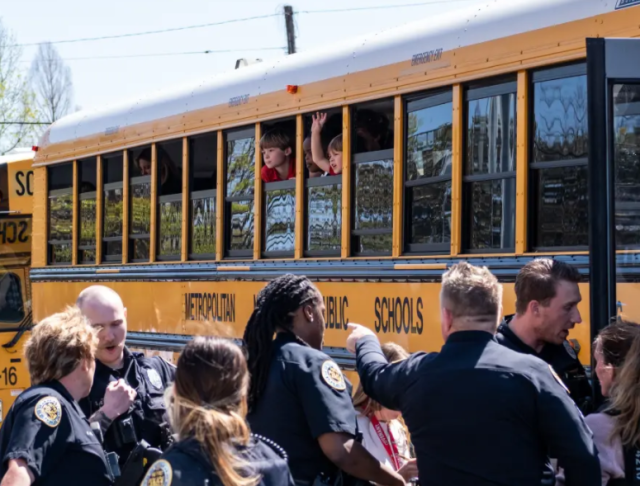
{"left": 0, "top": 331, "right": 31, "bottom": 421}
{"left": 32, "top": 280, "right": 593, "bottom": 365}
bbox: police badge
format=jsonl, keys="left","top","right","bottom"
{"left": 147, "top": 369, "right": 163, "bottom": 390}
{"left": 34, "top": 396, "right": 62, "bottom": 428}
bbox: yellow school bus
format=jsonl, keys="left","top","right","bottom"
{"left": 0, "top": 150, "right": 34, "bottom": 418}
{"left": 20, "top": 0, "right": 640, "bottom": 395}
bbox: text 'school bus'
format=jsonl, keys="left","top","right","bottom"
{"left": 20, "top": 0, "right": 640, "bottom": 399}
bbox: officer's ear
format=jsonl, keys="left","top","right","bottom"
{"left": 302, "top": 304, "right": 314, "bottom": 323}
{"left": 529, "top": 300, "right": 540, "bottom": 317}
{"left": 440, "top": 306, "right": 453, "bottom": 339}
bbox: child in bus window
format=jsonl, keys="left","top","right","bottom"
{"left": 136, "top": 147, "right": 182, "bottom": 195}
{"left": 303, "top": 136, "right": 324, "bottom": 178}
{"left": 311, "top": 112, "right": 342, "bottom": 175}
{"left": 355, "top": 108, "right": 392, "bottom": 152}
{"left": 260, "top": 128, "right": 296, "bottom": 183}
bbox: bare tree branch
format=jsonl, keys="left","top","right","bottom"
{"left": 30, "top": 42, "right": 73, "bottom": 126}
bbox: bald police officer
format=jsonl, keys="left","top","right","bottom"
{"left": 347, "top": 262, "right": 600, "bottom": 486}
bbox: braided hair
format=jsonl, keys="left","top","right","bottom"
{"left": 243, "top": 274, "right": 319, "bottom": 411}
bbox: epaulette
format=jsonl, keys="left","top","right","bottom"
{"left": 252, "top": 433, "right": 289, "bottom": 462}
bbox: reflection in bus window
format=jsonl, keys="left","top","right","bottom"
{"left": 127, "top": 148, "right": 150, "bottom": 262}
{"left": 189, "top": 133, "right": 217, "bottom": 258}
{"left": 48, "top": 163, "right": 73, "bottom": 264}
{"left": 102, "top": 154, "right": 124, "bottom": 262}
{"left": 464, "top": 82, "right": 516, "bottom": 251}
{"left": 264, "top": 186, "right": 295, "bottom": 253}
{"left": 78, "top": 158, "right": 97, "bottom": 264}
{"left": 157, "top": 141, "right": 183, "bottom": 260}
{"left": 531, "top": 66, "right": 589, "bottom": 249}
{"left": 351, "top": 100, "right": 394, "bottom": 255}
{"left": 0, "top": 273, "right": 24, "bottom": 323}
{"left": 405, "top": 93, "right": 452, "bottom": 253}
{"left": 225, "top": 131, "right": 255, "bottom": 256}
{"left": 613, "top": 83, "right": 640, "bottom": 248}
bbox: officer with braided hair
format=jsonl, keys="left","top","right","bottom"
{"left": 244, "top": 274, "right": 405, "bottom": 486}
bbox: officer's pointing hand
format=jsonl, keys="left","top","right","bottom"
{"left": 346, "top": 323, "right": 377, "bottom": 354}
{"left": 101, "top": 379, "right": 137, "bottom": 419}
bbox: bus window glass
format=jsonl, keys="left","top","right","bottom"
{"left": 464, "top": 82, "right": 516, "bottom": 251}
{"left": 405, "top": 92, "right": 452, "bottom": 253}
{"left": 352, "top": 100, "right": 394, "bottom": 255}
{"left": 48, "top": 163, "right": 73, "bottom": 264}
{"left": 304, "top": 110, "right": 342, "bottom": 256}
{"left": 128, "top": 147, "right": 151, "bottom": 262}
{"left": 78, "top": 158, "right": 97, "bottom": 264}
{"left": 157, "top": 140, "right": 183, "bottom": 260}
{"left": 613, "top": 84, "right": 640, "bottom": 247}
{"left": 261, "top": 120, "right": 296, "bottom": 257}
{"left": 102, "top": 154, "right": 124, "bottom": 262}
{"left": 531, "top": 67, "right": 588, "bottom": 249}
{"left": 189, "top": 133, "right": 217, "bottom": 258}
{"left": 0, "top": 273, "right": 24, "bottom": 323}
{"left": 225, "top": 129, "right": 255, "bottom": 256}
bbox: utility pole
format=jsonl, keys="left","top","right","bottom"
{"left": 284, "top": 5, "right": 296, "bottom": 55}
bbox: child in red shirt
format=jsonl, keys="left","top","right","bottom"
{"left": 311, "top": 112, "right": 343, "bottom": 175}
{"left": 260, "top": 128, "right": 296, "bottom": 182}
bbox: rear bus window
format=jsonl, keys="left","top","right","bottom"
{"left": 127, "top": 147, "right": 151, "bottom": 262}
{"left": 156, "top": 140, "right": 183, "bottom": 261}
{"left": 102, "top": 153, "right": 124, "bottom": 262}
{"left": 48, "top": 163, "right": 73, "bottom": 265}
{"left": 189, "top": 133, "right": 217, "bottom": 259}
{"left": 78, "top": 158, "right": 97, "bottom": 264}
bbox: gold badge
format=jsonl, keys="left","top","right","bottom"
{"left": 141, "top": 459, "right": 173, "bottom": 486}
{"left": 321, "top": 360, "right": 346, "bottom": 391}
{"left": 34, "top": 396, "right": 62, "bottom": 428}
{"left": 548, "top": 365, "right": 570, "bottom": 394}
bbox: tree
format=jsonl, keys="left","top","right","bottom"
{"left": 0, "top": 19, "right": 37, "bottom": 154}
{"left": 30, "top": 42, "right": 73, "bottom": 126}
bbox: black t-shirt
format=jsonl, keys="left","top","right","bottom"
{"left": 247, "top": 332, "right": 357, "bottom": 482}
{"left": 0, "top": 381, "right": 113, "bottom": 486}
{"left": 140, "top": 435, "right": 295, "bottom": 486}
{"left": 79, "top": 347, "right": 176, "bottom": 464}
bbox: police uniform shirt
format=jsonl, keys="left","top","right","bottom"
{"left": 141, "top": 435, "right": 295, "bottom": 486}
{"left": 0, "top": 380, "right": 113, "bottom": 485}
{"left": 496, "top": 316, "right": 593, "bottom": 414}
{"left": 355, "top": 332, "right": 601, "bottom": 486}
{"left": 247, "top": 332, "right": 357, "bottom": 483}
{"left": 79, "top": 347, "right": 176, "bottom": 463}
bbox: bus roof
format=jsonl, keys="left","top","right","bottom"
{"left": 36, "top": 0, "right": 624, "bottom": 164}
{"left": 0, "top": 150, "right": 35, "bottom": 166}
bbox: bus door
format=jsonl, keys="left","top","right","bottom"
{"left": 587, "top": 38, "right": 640, "bottom": 402}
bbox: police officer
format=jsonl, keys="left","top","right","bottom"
{"left": 76, "top": 285, "right": 175, "bottom": 468}
{"left": 141, "top": 336, "right": 295, "bottom": 486}
{"left": 496, "top": 258, "right": 593, "bottom": 414}
{"left": 0, "top": 306, "right": 113, "bottom": 486}
{"left": 347, "top": 262, "right": 601, "bottom": 486}
{"left": 243, "top": 274, "right": 405, "bottom": 486}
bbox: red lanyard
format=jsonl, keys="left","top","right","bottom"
{"left": 369, "top": 414, "right": 401, "bottom": 470}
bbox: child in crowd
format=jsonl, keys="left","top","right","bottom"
{"left": 303, "top": 136, "right": 324, "bottom": 178}
{"left": 311, "top": 112, "right": 343, "bottom": 175}
{"left": 260, "top": 128, "right": 296, "bottom": 183}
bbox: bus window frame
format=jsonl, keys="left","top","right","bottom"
{"left": 128, "top": 173, "right": 151, "bottom": 263}
{"left": 403, "top": 89, "right": 453, "bottom": 255}
{"left": 528, "top": 62, "right": 589, "bottom": 253}
{"left": 157, "top": 192, "right": 183, "bottom": 262}
{"left": 101, "top": 154, "right": 124, "bottom": 263}
{"left": 462, "top": 77, "right": 518, "bottom": 254}
{"left": 263, "top": 179, "right": 296, "bottom": 259}
{"left": 189, "top": 188, "right": 217, "bottom": 261}
{"left": 304, "top": 174, "right": 343, "bottom": 258}
{"left": 78, "top": 190, "right": 97, "bottom": 264}
{"left": 224, "top": 126, "right": 256, "bottom": 259}
{"left": 77, "top": 157, "right": 98, "bottom": 265}
{"left": 47, "top": 162, "right": 74, "bottom": 266}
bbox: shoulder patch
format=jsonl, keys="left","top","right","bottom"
{"left": 563, "top": 340, "right": 577, "bottom": 360}
{"left": 34, "top": 396, "right": 62, "bottom": 427}
{"left": 141, "top": 459, "right": 173, "bottom": 486}
{"left": 548, "top": 365, "right": 570, "bottom": 395}
{"left": 147, "top": 369, "right": 163, "bottom": 389}
{"left": 321, "top": 360, "right": 346, "bottom": 391}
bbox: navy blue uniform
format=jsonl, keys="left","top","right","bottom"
{"left": 497, "top": 316, "right": 593, "bottom": 414}
{"left": 248, "top": 332, "right": 357, "bottom": 483}
{"left": 355, "top": 331, "right": 601, "bottom": 486}
{"left": 79, "top": 347, "right": 175, "bottom": 465}
{"left": 141, "top": 435, "right": 295, "bottom": 486}
{"left": 0, "top": 380, "right": 113, "bottom": 485}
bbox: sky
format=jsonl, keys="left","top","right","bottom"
{"left": 3, "top": 0, "right": 487, "bottom": 113}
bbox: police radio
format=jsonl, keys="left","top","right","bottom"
{"left": 92, "top": 421, "right": 121, "bottom": 479}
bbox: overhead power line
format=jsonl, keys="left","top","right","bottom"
{"left": 6, "top": 0, "right": 477, "bottom": 48}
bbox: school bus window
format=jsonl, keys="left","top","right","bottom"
{"left": 47, "top": 162, "right": 73, "bottom": 265}
{"left": 156, "top": 140, "right": 183, "bottom": 261}
{"left": 351, "top": 100, "right": 394, "bottom": 255}
{"left": 78, "top": 157, "right": 97, "bottom": 264}
{"left": 530, "top": 64, "right": 588, "bottom": 250}
{"left": 404, "top": 91, "right": 453, "bottom": 254}
{"left": 613, "top": 83, "right": 640, "bottom": 248}
{"left": 127, "top": 147, "right": 151, "bottom": 262}
{"left": 102, "top": 153, "right": 124, "bottom": 262}
{"left": 261, "top": 119, "right": 296, "bottom": 257}
{"left": 0, "top": 273, "right": 24, "bottom": 323}
{"left": 304, "top": 110, "right": 342, "bottom": 256}
{"left": 189, "top": 133, "right": 217, "bottom": 259}
{"left": 463, "top": 80, "right": 517, "bottom": 252}
{"left": 225, "top": 127, "right": 255, "bottom": 258}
